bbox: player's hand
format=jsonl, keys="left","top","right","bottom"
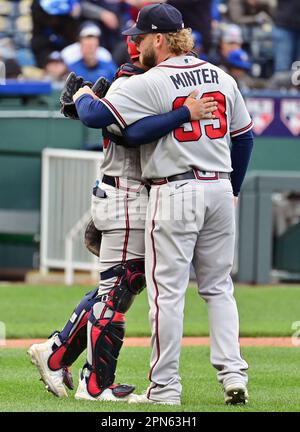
{"left": 73, "top": 86, "right": 97, "bottom": 102}
{"left": 234, "top": 196, "right": 239, "bottom": 207}
{"left": 184, "top": 90, "right": 218, "bottom": 121}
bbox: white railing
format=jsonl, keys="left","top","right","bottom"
{"left": 40, "top": 148, "right": 104, "bottom": 285}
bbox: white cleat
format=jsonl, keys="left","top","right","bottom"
{"left": 75, "top": 371, "right": 134, "bottom": 402}
{"left": 27, "top": 336, "right": 68, "bottom": 398}
{"left": 224, "top": 383, "right": 249, "bottom": 405}
{"left": 128, "top": 393, "right": 181, "bottom": 406}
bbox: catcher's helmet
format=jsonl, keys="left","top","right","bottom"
{"left": 126, "top": 36, "right": 140, "bottom": 62}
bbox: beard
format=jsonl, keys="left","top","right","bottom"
{"left": 140, "top": 45, "right": 157, "bottom": 69}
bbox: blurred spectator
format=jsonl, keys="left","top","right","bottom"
{"left": 223, "top": 48, "right": 252, "bottom": 88}
{"left": 220, "top": 24, "right": 243, "bottom": 57}
{"left": 273, "top": 0, "right": 300, "bottom": 73}
{"left": 31, "top": 0, "right": 80, "bottom": 68}
{"left": 191, "top": 31, "right": 208, "bottom": 61}
{"left": 222, "top": 48, "right": 267, "bottom": 90}
{"left": 80, "top": 1, "right": 128, "bottom": 53}
{"left": 211, "top": 0, "right": 222, "bottom": 25}
{"left": 0, "top": 38, "right": 23, "bottom": 79}
{"left": 62, "top": 22, "right": 117, "bottom": 83}
{"left": 0, "top": 38, "right": 17, "bottom": 61}
{"left": 123, "top": 0, "right": 213, "bottom": 55}
{"left": 209, "top": 23, "right": 243, "bottom": 66}
{"left": 3, "top": 59, "right": 23, "bottom": 79}
{"left": 44, "top": 51, "right": 68, "bottom": 82}
{"left": 39, "top": 0, "right": 81, "bottom": 16}
{"left": 228, "top": 0, "right": 274, "bottom": 26}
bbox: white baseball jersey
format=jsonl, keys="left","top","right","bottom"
{"left": 100, "top": 77, "right": 143, "bottom": 181}
{"left": 101, "top": 55, "right": 253, "bottom": 179}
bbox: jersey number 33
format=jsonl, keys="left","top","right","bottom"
{"left": 173, "top": 91, "right": 228, "bottom": 142}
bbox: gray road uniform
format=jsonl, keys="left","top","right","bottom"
{"left": 87, "top": 76, "right": 148, "bottom": 395}
{"left": 101, "top": 55, "right": 253, "bottom": 404}
{"left": 29, "top": 72, "right": 149, "bottom": 401}
{"left": 92, "top": 76, "right": 148, "bottom": 289}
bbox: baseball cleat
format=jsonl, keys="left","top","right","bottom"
{"left": 128, "top": 393, "right": 181, "bottom": 405}
{"left": 75, "top": 370, "right": 135, "bottom": 402}
{"left": 224, "top": 383, "right": 249, "bottom": 405}
{"left": 27, "top": 335, "right": 68, "bottom": 398}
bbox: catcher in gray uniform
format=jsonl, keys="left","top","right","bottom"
{"left": 28, "top": 37, "right": 217, "bottom": 401}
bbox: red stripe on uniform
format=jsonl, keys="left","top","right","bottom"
{"left": 147, "top": 383, "right": 158, "bottom": 400}
{"left": 230, "top": 120, "right": 253, "bottom": 137}
{"left": 157, "top": 62, "right": 207, "bottom": 69}
{"left": 122, "top": 194, "right": 130, "bottom": 263}
{"left": 110, "top": 192, "right": 130, "bottom": 290}
{"left": 147, "top": 187, "right": 161, "bottom": 399}
{"left": 101, "top": 98, "right": 127, "bottom": 128}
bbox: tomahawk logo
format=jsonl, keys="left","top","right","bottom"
{"left": 280, "top": 99, "right": 300, "bottom": 136}
{"left": 245, "top": 98, "right": 274, "bottom": 135}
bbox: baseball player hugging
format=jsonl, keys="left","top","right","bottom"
{"left": 90, "top": 4, "right": 254, "bottom": 405}
{"left": 29, "top": 2, "right": 254, "bottom": 407}
{"left": 28, "top": 28, "right": 216, "bottom": 402}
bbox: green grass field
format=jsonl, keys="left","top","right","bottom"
{"left": 1, "top": 346, "right": 300, "bottom": 412}
{"left": 0, "top": 283, "right": 299, "bottom": 338}
{"left": 0, "top": 283, "right": 300, "bottom": 412}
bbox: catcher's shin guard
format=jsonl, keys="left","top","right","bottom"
{"left": 47, "top": 287, "right": 99, "bottom": 371}
{"left": 85, "top": 259, "right": 146, "bottom": 397}
{"left": 102, "top": 258, "right": 146, "bottom": 313}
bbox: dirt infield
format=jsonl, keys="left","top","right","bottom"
{"left": 1, "top": 337, "right": 298, "bottom": 349}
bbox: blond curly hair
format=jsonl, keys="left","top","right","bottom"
{"left": 164, "top": 28, "right": 194, "bottom": 55}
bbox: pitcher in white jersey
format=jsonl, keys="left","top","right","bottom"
{"left": 99, "top": 3, "right": 254, "bottom": 405}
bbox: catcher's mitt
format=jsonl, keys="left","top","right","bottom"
{"left": 60, "top": 72, "right": 85, "bottom": 119}
{"left": 92, "top": 76, "right": 111, "bottom": 99}
{"left": 60, "top": 73, "right": 111, "bottom": 120}
{"left": 84, "top": 218, "right": 102, "bottom": 257}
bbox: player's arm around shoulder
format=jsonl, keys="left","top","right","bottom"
{"left": 103, "top": 71, "right": 163, "bottom": 127}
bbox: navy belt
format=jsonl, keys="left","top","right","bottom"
{"left": 149, "top": 169, "right": 230, "bottom": 185}
{"left": 102, "top": 174, "right": 150, "bottom": 192}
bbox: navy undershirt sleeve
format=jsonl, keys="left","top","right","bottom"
{"left": 122, "top": 106, "right": 191, "bottom": 146}
{"left": 230, "top": 130, "right": 254, "bottom": 196}
{"left": 75, "top": 94, "right": 116, "bottom": 128}
{"left": 75, "top": 93, "right": 191, "bottom": 145}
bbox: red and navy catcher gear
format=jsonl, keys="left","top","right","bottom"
{"left": 114, "top": 62, "right": 144, "bottom": 80}
{"left": 85, "top": 259, "right": 146, "bottom": 397}
{"left": 47, "top": 287, "right": 100, "bottom": 374}
{"left": 126, "top": 35, "right": 140, "bottom": 62}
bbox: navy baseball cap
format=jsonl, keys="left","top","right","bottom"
{"left": 227, "top": 49, "right": 252, "bottom": 71}
{"left": 122, "top": 3, "right": 184, "bottom": 36}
